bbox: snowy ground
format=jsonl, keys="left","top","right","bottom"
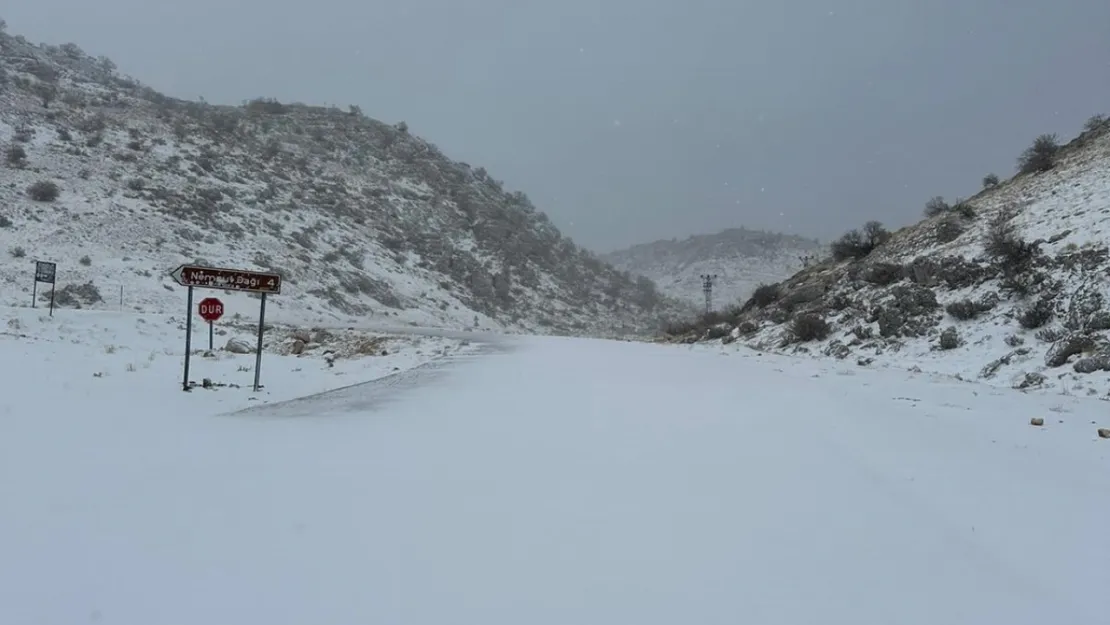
{"left": 0, "top": 305, "right": 476, "bottom": 416}
{"left": 1, "top": 331, "right": 1107, "bottom": 624}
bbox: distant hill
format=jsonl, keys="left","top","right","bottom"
{"left": 601, "top": 228, "right": 825, "bottom": 311}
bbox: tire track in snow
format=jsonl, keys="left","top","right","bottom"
{"left": 223, "top": 338, "right": 515, "bottom": 419}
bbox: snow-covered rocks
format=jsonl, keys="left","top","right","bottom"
{"left": 663, "top": 118, "right": 1110, "bottom": 396}
{"left": 0, "top": 26, "right": 682, "bottom": 339}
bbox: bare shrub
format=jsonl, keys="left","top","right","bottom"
{"left": 831, "top": 221, "right": 890, "bottom": 261}
{"left": 982, "top": 173, "right": 1000, "bottom": 188}
{"left": 52, "top": 282, "right": 103, "bottom": 308}
{"left": 935, "top": 217, "right": 963, "bottom": 243}
{"left": 5, "top": 145, "right": 27, "bottom": 166}
{"left": 1017, "top": 297, "right": 1054, "bottom": 329}
{"left": 1034, "top": 327, "right": 1064, "bottom": 342}
{"left": 950, "top": 199, "right": 975, "bottom": 219}
{"left": 983, "top": 210, "right": 1037, "bottom": 266}
{"left": 27, "top": 180, "right": 60, "bottom": 202}
{"left": 924, "top": 196, "right": 949, "bottom": 218}
{"left": 748, "top": 283, "right": 780, "bottom": 308}
{"left": 1083, "top": 114, "right": 1107, "bottom": 133}
{"left": 244, "top": 97, "right": 287, "bottom": 114}
{"left": 1016, "top": 133, "right": 1059, "bottom": 174}
{"left": 925, "top": 195, "right": 974, "bottom": 219}
{"left": 938, "top": 326, "right": 959, "bottom": 350}
{"left": 788, "top": 313, "right": 830, "bottom": 342}
{"left": 79, "top": 255, "right": 92, "bottom": 266}
{"left": 662, "top": 318, "right": 699, "bottom": 336}
{"left": 863, "top": 221, "right": 890, "bottom": 247}
{"left": 946, "top": 299, "right": 991, "bottom": 320}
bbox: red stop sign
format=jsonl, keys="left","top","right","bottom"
{"left": 198, "top": 297, "right": 224, "bottom": 322}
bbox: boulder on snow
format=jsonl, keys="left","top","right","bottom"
{"left": 1030, "top": 417, "right": 1045, "bottom": 426}
{"left": 1044, "top": 333, "right": 1096, "bottom": 368}
{"left": 225, "top": 337, "right": 254, "bottom": 354}
{"left": 1014, "top": 372, "right": 1046, "bottom": 389}
{"left": 1073, "top": 353, "right": 1110, "bottom": 373}
{"left": 1098, "top": 428, "right": 1110, "bottom": 439}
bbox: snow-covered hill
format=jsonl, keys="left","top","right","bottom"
{"left": 665, "top": 116, "right": 1110, "bottom": 396}
{"left": 0, "top": 25, "right": 682, "bottom": 337}
{"left": 601, "top": 228, "right": 824, "bottom": 311}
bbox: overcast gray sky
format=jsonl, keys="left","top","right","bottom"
{"left": 5, "top": 1, "right": 1109, "bottom": 251}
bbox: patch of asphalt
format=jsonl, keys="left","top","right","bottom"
{"left": 222, "top": 336, "right": 515, "bottom": 418}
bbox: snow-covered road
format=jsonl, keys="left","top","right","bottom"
{"left": 2, "top": 335, "right": 1107, "bottom": 624}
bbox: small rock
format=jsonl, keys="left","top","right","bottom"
{"left": 290, "top": 339, "right": 306, "bottom": 355}
{"left": 1030, "top": 417, "right": 1045, "bottom": 426}
{"left": 202, "top": 378, "right": 213, "bottom": 389}
{"left": 225, "top": 338, "right": 254, "bottom": 354}
{"left": 823, "top": 340, "right": 851, "bottom": 359}
{"left": 1014, "top": 372, "right": 1047, "bottom": 389}
{"left": 857, "top": 356, "right": 874, "bottom": 366}
{"left": 1098, "top": 428, "right": 1110, "bottom": 439}
{"left": 980, "top": 348, "right": 1030, "bottom": 379}
{"left": 736, "top": 320, "right": 758, "bottom": 335}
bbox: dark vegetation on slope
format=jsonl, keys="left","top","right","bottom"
{"left": 659, "top": 115, "right": 1110, "bottom": 362}
{"left": 0, "top": 19, "right": 685, "bottom": 335}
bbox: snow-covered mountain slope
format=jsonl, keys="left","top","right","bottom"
{"left": 0, "top": 26, "right": 682, "bottom": 337}
{"left": 664, "top": 116, "right": 1110, "bottom": 396}
{"left": 601, "top": 228, "right": 824, "bottom": 311}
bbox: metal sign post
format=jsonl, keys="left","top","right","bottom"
{"left": 169, "top": 264, "right": 281, "bottom": 392}
{"left": 254, "top": 294, "right": 267, "bottom": 393}
{"left": 183, "top": 286, "right": 194, "bottom": 392}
